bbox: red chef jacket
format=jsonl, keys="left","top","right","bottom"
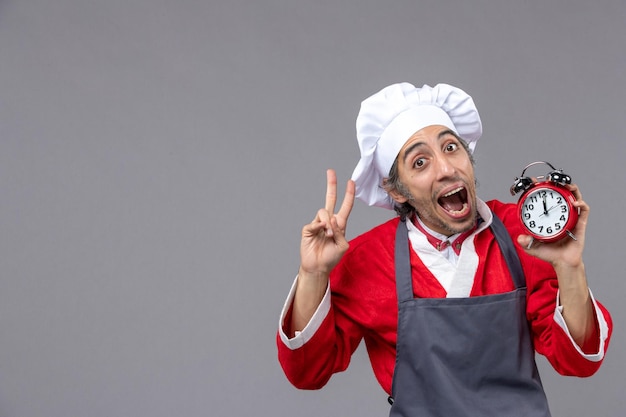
{"left": 277, "top": 199, "right": 612, "bottom": 394}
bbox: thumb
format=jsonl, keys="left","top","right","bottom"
{"left": 517, "top": 234, "right": 534, "bottom": 250}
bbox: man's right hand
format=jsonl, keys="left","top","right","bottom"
{"left": 290, "top": 169, "right": 355, "bottom": 335}
{"left": 300, "top": 169, "right": 355, "bottom": 275}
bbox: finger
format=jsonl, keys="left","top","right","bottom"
{"left": 315, "top": 207, "right": 334, "bottom": 237}
{"left": 573, "top": 198, "right": 589, "bottom": 217}
{"left": 337, "top": 179, "right": 356, "bottom": 225}
{"left": 325, "top": 169, "right": 338, "bottom": 214}
{"left": 517, "top": 234, "right": 534, "bottom": 250}
{"left": 329, "top": 216, "right": 350, "bottom": 249}
{"left": 570, "top": 202, "right": 589, "bottom": 242}
{"left": 303, "top": 216, "right": 327, "bottom": 237}
{"left": 566, "top": 183, "right": 581, "bottom": 199}
{"left": 566, "top": 184, "right": 587, "bottom": 207}
{"left": 567, "top": 183, "right": 590, "bottom": 222}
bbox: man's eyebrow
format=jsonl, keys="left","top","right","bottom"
{"left": 438, "top": 129, "right": 460, "bottom": 140}
{"left": 401, "top": 129, "right": 460, "bottom": 164}
{"left": 402, "top": 141, "right": 426, "bottom": 165}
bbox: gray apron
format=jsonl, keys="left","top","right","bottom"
{"left": 389, "top": 215, "right": 551, "bottom": 417}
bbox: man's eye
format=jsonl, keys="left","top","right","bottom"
{"left": 445, "top": 143, "right": 458, "bottom": 152}
{"left": 413, "top": 158, "right": 425, "bottom": 168}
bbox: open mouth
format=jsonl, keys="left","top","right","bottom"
{"left": 437, "top": 186, "right": 469, "bottom": 216}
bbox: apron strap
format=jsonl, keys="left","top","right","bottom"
{"left": 490, "top": 213, "right": 527, "bottom": 289}
{"left": 394, "top": 219, "right": 413, "bottom": 302}
{"left": 394, "top": 212, "right": 526, "bottom": 303}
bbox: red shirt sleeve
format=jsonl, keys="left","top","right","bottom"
{"left": 525, "top": 256, "right": 613, "bottom": 376}
{"left": 276, "top": 265, "right": 367, "bottom": 390}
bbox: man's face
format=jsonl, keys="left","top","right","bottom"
{"left": 389, "top": 125, "right": 477, "bottom": 236}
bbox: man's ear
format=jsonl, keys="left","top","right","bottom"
{"left": 389, "top": 190, "right": 408, "bottom": 204}
{"left": 382, "top": 179, "right": 408, "bottom": 204}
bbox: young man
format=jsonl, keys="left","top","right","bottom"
{"left": 276, "top": 82, "right": 612, "bottom": 417}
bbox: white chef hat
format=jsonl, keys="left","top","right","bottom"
{"left": 351, "top": 82, "right": 482, "bottom": 210}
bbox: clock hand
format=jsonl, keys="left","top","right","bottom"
{"left": 539, "top": 204, "right": 558, "bottom": 217}
{"left": 542, "top": 194, "right": 548, "bottom": 215}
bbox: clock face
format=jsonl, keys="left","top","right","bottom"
{"left": 519, "top": 186, "right": 573, "bottom": 240}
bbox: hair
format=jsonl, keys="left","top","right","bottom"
{"left": 382, "top": 137, "right": 475, "bottom": 220}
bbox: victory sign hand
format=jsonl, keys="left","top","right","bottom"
{"left": 300, "top": 169, "right": 355, "bottom": 276}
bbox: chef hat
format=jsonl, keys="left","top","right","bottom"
{"left": 351, "top": 82, "right": 482, "bottom": 210}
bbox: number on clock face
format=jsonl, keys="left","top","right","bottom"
{"left": 520, "top": 188, "right": 569, "bottom": 237}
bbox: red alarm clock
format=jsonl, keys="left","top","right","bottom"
{"left": 510, "top": 161, "right": 579, "bottom": 243}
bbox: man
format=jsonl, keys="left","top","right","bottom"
{"left": 276, "top": 82, "right": 612, "bottom": 417}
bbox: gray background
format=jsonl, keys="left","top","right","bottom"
{"left": 0, "top": 1, "right": 624, "bottom": 416}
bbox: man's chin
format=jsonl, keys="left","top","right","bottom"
{"left": 440, "top": 210, "right": 478, "bottom": 235}
{"left": 414, "top": 202, "right": 477, "bottom": 235}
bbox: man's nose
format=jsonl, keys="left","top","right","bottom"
{"left": 434, "top": 155, "right": 456, "bottom": 178}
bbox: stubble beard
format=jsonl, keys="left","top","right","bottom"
{"left": 399, "top": 180, "right": 478, "bottom": 236}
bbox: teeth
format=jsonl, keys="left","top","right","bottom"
{"left": 442, "top": 186, "right": 464, "bottom": 197}
{"left": 447, "top": 203, "right": 468, "bottom": 214}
